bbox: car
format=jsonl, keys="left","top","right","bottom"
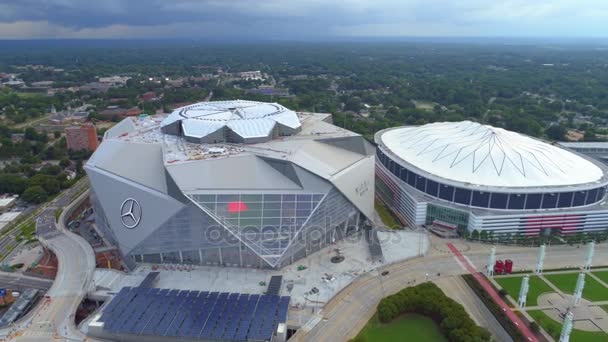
{"left": 381, "top": 271, "right": 389, "bottom": 276}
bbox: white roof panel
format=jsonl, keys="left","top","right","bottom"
{"left": 380, "top": 121, "right": 604, "bottom": 188}
{"left": 161, "top": 100, "right": 301, "bottom": 142}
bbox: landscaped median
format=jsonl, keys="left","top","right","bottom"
{"left": 462, "top": 274, "right": 530, "bottom": 342}
{"left": 351, "top": 282, "right": 490, "bottom": 342}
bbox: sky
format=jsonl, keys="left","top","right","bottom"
{"left": 0, "top": 0, "right": 607, "bottom": 40}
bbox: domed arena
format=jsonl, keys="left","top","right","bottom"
{"left": 375, "top": 121, "right": 608, "bottom": 236}
{"left": 85, "top": 100, "right": 375, "bottom": 270}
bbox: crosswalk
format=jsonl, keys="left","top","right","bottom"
{"left": 300, "top": 314, "right": 323, "bottom": 332}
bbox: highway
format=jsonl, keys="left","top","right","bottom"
{"left": 296, "top": 238, "right": 608, "bottom": 342}
{"left": 0, "top": 273, "right": 53, "bottom": 292}
{"left": 0, "top": 180, "right": 96, "bottom": 342}
{"left": 0, "top": 178, "right": 89, "bottom": 263}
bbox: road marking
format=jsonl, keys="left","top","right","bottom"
{"left": 452, "top": 255, "right": 467, "bottom": 271}
{"left": 300, "top": 314, "right": 323, "bottom": 332}
{"left": 446, "top": 243, "right": 538, "bottom": 342}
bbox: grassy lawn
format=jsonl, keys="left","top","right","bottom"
{"left": 592, "top": 271, "right": 608, "bottom": 284}
{"left": 494, "top": 276, "right": 554, "bottom": 306}
{"left": 602, "top": 305, "right": 608, "bottom": 313}
{"left": 374, "top": 200, "right": 401, "bottom": 229}
{"left": 544, "top": 273, "right": 608, "bottom": 302}
{"left": 528, "top": 310, "right": 608, "bottom": 342}
{"left": 355, "top": 313, "right": 447, "bottom": 342}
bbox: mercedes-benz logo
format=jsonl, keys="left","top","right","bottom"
{"left": 120, "top": 198, "right": 142, "bottom": 229}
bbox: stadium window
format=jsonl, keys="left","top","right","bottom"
{"left": 490, "top": 193, "right": 508, "bottom": 209}
{"left": 557, "top": 192, "right": 573, "bottom": 208}
{"left": 439, "top": 185, "right": 454, "bottom": 201}
{"left": 426, "top": 180, "right": 439, "bottom": 197}
{"left": 573, "top": 191, "right": 587, "bottom": 206}
{"left": 586, "top": 188, "right": 599, "bottom": 205}
{"left": 508, "top": 193, "right": 525, "bottom": 209}
{"left": 525, "top": 193, "right": 542, "bottom": 209}
{"left": 541, "top": 193, "right": 557, "bottom": 209}
{"left": 454, "top": 188, "right": 471, "bottom": 205}
{"left": 472, "top": 191, "right": 490, "bottom": 208}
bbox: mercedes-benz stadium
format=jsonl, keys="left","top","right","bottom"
{"left": 375, "top": 121, "right": 608, "bottom": 236}
{"left": 85, "top": 100, "right": 374, "bottom": 270}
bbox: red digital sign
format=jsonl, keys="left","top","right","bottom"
{"left": 228, "top": 201, "right": 249, "bottom": 213}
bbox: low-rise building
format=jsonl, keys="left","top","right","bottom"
{"left": 65, "top": 123, "right": 98, "bottom": 151}
{"left": 0, "top": 195, "right": 18, "bottom": 213}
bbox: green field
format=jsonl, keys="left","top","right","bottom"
{"left": 544, "top": 273, "right": 608, "bottom": 302}
{"left": 374, "top": 200, "right": 401, "bottom": 229}
{"left": 355, "top": 314, "right": 447, "bottom": 342}
{"left": 494, "top": 275, "right": 554, "bottom": 306}
{"left": 528, "top": 310, "right": 608, "bottom": 342}
{"left": 592, "top": 271, "right": 608, "bottom": 284}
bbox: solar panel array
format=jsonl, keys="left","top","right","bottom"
{"left": 99, "top": 287, "right": 290, "bottom": 341}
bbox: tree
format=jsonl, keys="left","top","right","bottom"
{"left": 22, "top": 186, "right": 48, "bottom": 204}
{"left": 345, "top": 96, "right": 362, "bottom": 112}
{"left": 545, "top": 125, "right": 567, "bottom": 141}
{"left": 471, "top": 230, "right": 480, "bottom": 239}
{"left": 530, "top": 322, "right": 540, "bottom": 333}
{"left": 59, "top": 158, "right": 71, "bottom": 168}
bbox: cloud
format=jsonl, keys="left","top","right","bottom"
{"left": 0, "top": 0, "right": 606, "bottom": 39}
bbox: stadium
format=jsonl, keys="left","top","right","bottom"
{"left": 375, "top": 121, "right": 608, "bottom": 236}
{"left": 85, "top": 100, "right": 374, "bottom": 270}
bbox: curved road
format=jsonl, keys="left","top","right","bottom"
{"left": 296, "top": 240, "right": 608, "bottom": 342}
{"left": 1, "top": 189, "right": 96, "bottom": 341}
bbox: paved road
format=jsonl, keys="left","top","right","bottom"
{"left": 0, "top": 178, "right": 89, "bottom": 262}
{"left": 0, "top": 182, "right": 96, "bottom": 341}
{"left": 296, "top": 241, "right": 608, "bottom": 342}
{"left": 448, "top": 242, "right": 537, "bottom": 341}
{"left": 0, "top": 273, "right": 53, "bottom": 292}
{"left": 436, "top": 276, "right": 514, "bottom": 342}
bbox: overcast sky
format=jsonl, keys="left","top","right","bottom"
{"left": 0, "top": 0, "right": 607, "bottom": 39}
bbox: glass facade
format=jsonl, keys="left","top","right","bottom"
{"left": 426, "top": 204, "right": 469, "bottom": 231}
{"left": 190, "top": 193, "right": 324, "bottom": 265}
{"left": 377, "top": 147, "right": 607, "bottom": 210}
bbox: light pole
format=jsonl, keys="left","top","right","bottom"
{"left": 487, "top": 246, "right": 496, "bottom": 277}
{"left": 573, "top": 273, "right": 585, "bottom": 307}
{"left": 559, "top": 311, "right": 574, "bottom": 342}
{"left": 535, "top": 244, "right": 546, "bottom": 274}
{"left": 584, "top": 241, "right": 595, "bottom": 270}
{"left": 518, "top": 275, "right": 529, "bottom": 308}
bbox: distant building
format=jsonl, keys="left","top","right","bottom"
{"left": 139, "top": 92, "right": 159, "bottom": 103}
{"left": 30, "top": 81, "right": 54, "bottom": 88}
{"left": 98, "top": 106, "right": 142, "bottom": 119}
{"left": 79, "top": 82, "right": 111, "bottom": 93}
{"left": 10, "top": 133, "right": 25, "bottom": 143}
{"left": 123, "top": 107, "right": 143, "bottom": 117}
{"left": 0, "top": 195, "right": 18, "bottom": 213}
{"left": 3, "top": 79, "right": 25, "bottom": 88}
{"left": 239, "top": 70, "right": 264, "bottom": 80}
{"left": 65, "top": 124, "right": 98, "bottom": 151}
{"left": 98, "top": 76, "right": 131, "bottom": 86}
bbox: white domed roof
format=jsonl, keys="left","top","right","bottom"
{"left": 380, "top": 121, "right": 604, "bottom": 188}
{"left": 161, "top": 100, "right": 301, "bottom": 142}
